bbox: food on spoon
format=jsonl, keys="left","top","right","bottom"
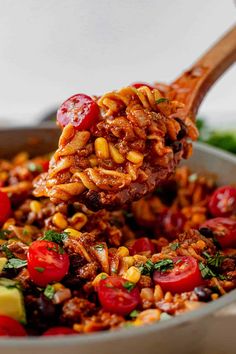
{"left": 33, "top": 86, "right": 198, "bottom": 210}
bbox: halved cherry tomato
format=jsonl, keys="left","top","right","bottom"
{"left": 27, "top": 240, "right": 70, "bottom": 287}
{"left": 162, "top": 210, "right": 186, "bottom": 239}
{"left": 42, "top": 327, "right": 76, "bottom": 336}
{"left": 201, "top": 217, "right": 236, "bottom": 248}
{"left": 57, "top": 93, "right": 99, "bottom": 130}
{"left": 132, "top": 82, "right": 155, "bottom": 90}
{"left": 209, "top": 186, "right": 236, "bottom": 217}
{"left": 129, "top": 237, "right": 155, "bottom": 256}
{"left": 0, "top": 316, "right": 27, "bottom": 337}
{"left": 97, "top": 276, "right": 140, "bottom": 316}
{"left": 0, "top": 191, "right": 11, "bottom": 224}
{"left": 40, "top": 160, "right": 50, "bottom": 172}
{"left": 153, "top": 256, "right": 203, "bottom": 293}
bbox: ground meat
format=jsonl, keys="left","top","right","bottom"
{"left": 7, "top": 241, "right": 29, "bottom": 260}
{"left": 61, "top": 297, "right": 96, "bottom": 325}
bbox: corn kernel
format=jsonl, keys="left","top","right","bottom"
{"left": 2, "top": 218, "right": 15, "bottom": 229}
{"left": 0, "top": 171, "right": 8, "bottom": 182}
{"left": 109, "top": 143, "right": 125, "bottom": 164}
{"left": 123, "top": 256, "right": 134, "bottom": 267}
{"left": 0, "top": 257, "right": 7, "bottom": 272}
{"left": 164, "top": 291, "right": 173, "bottom": 302}
{"left": 73, "top": 324, "right": 83, "bottom": 333}
{"left": 52, "top": 283, "right": 64, "bottom": 291}
{"left": 124, "top": 266, "right": 141, "bottom": 283}
{"left": 70, "top": 212, "right": 88, "bottom": 230}
{"left": 136, "top": 309, "right": 161, "bottom": 325}
{"left": 30, "top": 200, "right": 42, "bottom": 213}
{"left": 89, "top": 154, "right": 98, "bottom": 167}
{"left": 154, "top": 284, "right": 164, "bottom": 301}
{"left": 211, "top": 293, "right": 219, "bottom": 301}
{"left": 117, "top": 246, "right": 129, "bottom": 257}
{"left": 64, "top": 228, "right": 82, "bottom": 238}
{"left": 52, "top": 212, "right": 68, "bottom": 229}
{"left": 127, "top": 151, "right": 143, "bottom": 164}
{"left": 92, "top": 273, "right": 108, "bottom": 286}
{"left": 95, "top": 137, "right": 109, "bottom": 159}
{"left": 140, "top": 288, "right": 154, "bottom": 301}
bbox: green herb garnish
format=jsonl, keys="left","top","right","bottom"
{"left": 42, "top": 230, "right": 68, "bottom": 244}
{"left": 139, "top": 259, "right": 154, "bottom": 276}
{"left": 28, "top": 162, "right": 43, "bottom": 172}
{"left": 200, "top": 252, "right": 227, "bottom": 280}
{"left": 123, "top": 281, "right": 135, "bottom": 292}
{"left": 129, "top": 310, "right": 140, "bottom": 318}
{"left": 154, "top": 259, "right": 174, "bottom": 272}
{"left": 44, "top": 284, "right": 55, "bottom": 300}
{"left": 4, "top": 258, "right": 27, "bottom": 270}
{"left": 0, "top": 230, "right": 11, "bottom": 240}
{"left": 34, "top": 267, "right": 45, "bottom": 273}
{"left": 170, "top": 242, "right": 179, "bottom": 251}
{"left": 94, "top": 244, "right": 105, "bottom": 252}
{"left": 156, "top": 98, "right": 169, "bottom": 104}
{"left": 1, "top": 244, "right": 14, "bottom": 259}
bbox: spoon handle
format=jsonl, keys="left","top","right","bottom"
{"left": 170, "top": 25, "right": 236, "bottom": 119}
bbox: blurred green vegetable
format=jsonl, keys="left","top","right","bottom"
{"left": 197, "top": 118, "right": 236, "bottom": 154}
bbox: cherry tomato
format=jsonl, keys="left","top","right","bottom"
{"left": 0, "top": 316, "right": 27, "bottom": 337}
{"left": 209, "top": 186, "right": 236, "bottom": 217}
{"left": 97, "top": 276, "right": 140, "bottom": 316}
{"left": 153, "top": 256, "right": 203, "bottom": 293}
{"left": 40, "top": 160, "right": 50, "bottom": 172}
{"left": 129, "top": 237, "right": 155, "bottom": 256}
{"left": 162, "top": 210, "right": 186, "bottom": 238}
{"left": 0, "top": 191, "right": 11, "bottom": 224}
{"left": 132, "top": 82, "right": 155, "bottom": 90}
{"left": 201, "top": 217, "right": 236, "bottom": 248}
{"left": 42, "top": 327, "right": 76, "bottom": 336}
{"left": 27, "top": 240, "right": 70, "bottom": 287}
{"left": 57, "top": 93, "right": 99, "bottom": 130}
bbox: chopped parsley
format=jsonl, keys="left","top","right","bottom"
{"left": 154, "top": 259, "right": 174, "bottom": 272}
{"left": 129, "top": 310, "right": 140, "bottom": 318}
{"left": 34, "top": 267, "right": 45, "bottom": 273}
{"left": 1, "top": 244, "right": 14, "bottom": 259}
{"left": 4, "top": 258, "right": 27, "bottom": 270}
{"left": 156, "top": 98, "right": 169, "bottom": 104}
{"left": 93, "top": 244, "right": 105, "bottom": 252}
{"left": 199, "top": 252, "right": 227, "bottom": 280}
{"left": 42, "top": 230, "right": 68, "bottom": 244}
{"left": 28, "top": 162, "right": 43, "bottom": 173}
{"left": 170, "top": 242, "right": 180, "bottom": 251}
{"left": 0, "top": 230, "right": 11, "bottom": 240}
{"left": 140, "top": 258, "right": 174, "bottom": 275}
{"left": 44, "top": 284, "right": 55, "bottom": 300}
{"left": 101, "top": 274, "right": 108, "bottom": 280}
{"left": 123, "top": 281, "right": 135, "bottom": 292}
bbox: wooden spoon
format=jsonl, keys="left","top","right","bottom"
{"left": 163, "top": 25, "right": 236, "bottom": 121}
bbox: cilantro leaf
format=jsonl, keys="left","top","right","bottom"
{"left": 129, "top": 310, "right": 139, "bottom": 318}
{"left": 4, "top": 258, "right": 27, "bottom": 270}
{"left": 154, "top": 259, "right": 174, "bottom": 272}
{"left": 170, "top": 242, "right": 179, "bottom": 251}
{"left": 123, "top": 281, "right": 135, "bottom": 292}
{"left": 156, "top": 98, "right": 169, "bottom": 104}
{"left": 34, "top": 267, "right": 45, "bottom": 273}
{"left": 93, "top": 244, "right": 105, "bottom": 252}
{"left": 42, "top": 230, "right": 68, "bottom": 244}
{"left": 1, "top": 244, "right": 14, "bottom": 259}
{"left": 0, "top": 230, "right": 11, "bottom": 240}
{"left": 44, "top": 284, "right": 55, "bottom": 300}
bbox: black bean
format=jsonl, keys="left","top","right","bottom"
{"left": 194, "top": 286, "right": 212, "bottom": 302}
{"left": 171, "top": 141, "right": 183, "bottom": 153}
{"left": 175, "top": 118, "right": 187, "bottom": 140}
{"left": 199, "top": 227, "right": 214, "bottom": 238}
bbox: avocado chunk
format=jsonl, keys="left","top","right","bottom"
{"left": 0, "top": 257, "right": 7, "bottom": 272}
{"left": 0, "top": 278, "right": 26, "bottom": 323}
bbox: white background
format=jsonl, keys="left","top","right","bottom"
{"left": 0, "top": 0, "right": 235, "bottom": 127}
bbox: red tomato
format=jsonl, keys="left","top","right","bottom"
{"left": 57, "top": 93, "right": 99, "bottom": 130}
{"left": 40, "top": 160, "right": 50, "bottom": 172}
{"left": 129, "top": 237, "right": 155, "bottom": 256}
{"left": 209, "top": 186, "right": 236, "bottom": 217}
{"left": 97, "top": 276, "right": 140, "bottom": 316}
{"left": 132, "top": 82, "right": 155, "bottom": 90}
{"left": 201, "top": 217, "right": 236, "bottom": 248}
{"left": 0, "top": 316, "right": 27, "bottom": 337}
{"left": 153, "top": 256, "right": 203, "bottom": 293}
{"left": 0, "top": 191, "right": 11, "bottom": 224}
{"left": 27, "top": 240, "right": 70, "bottom": 287}
{"left": 162, "top": 210, "right": 186, "bottom": 238}
{"left": 42, "top": 327, "right": 76, "bottom": 336}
